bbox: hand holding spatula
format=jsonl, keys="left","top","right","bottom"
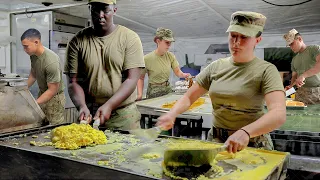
{"left": 80, "top": 115, "right": 100, "bottom": 130}
{"left": 164, "top": 144, "right": 228, "bottom": 166}
{"left": 80, "top": 115, "right": 92, "bottom": 125}
{"left": 129, "top": 126, "right": 163, "bottom": 142}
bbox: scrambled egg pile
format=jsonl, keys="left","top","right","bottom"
{"left": 162, "top": 97, "right": 205, "bottom": 109}
{"left": 166, "top": 140, "right": 224, "bottom": 150}
{"left": 142, "top": 153, "right": 161, "bottom": 159}
{"left": 51, "top": 123, "right": 107, "bottom": 150}
{"left": 236, "top": 150, "right": 265, "bottom": 165}
{"left": 286, "top": 100, "right": 305, "bottom": 106}
{"left": 97, "top": 160, "right": 109, "bottom": 166}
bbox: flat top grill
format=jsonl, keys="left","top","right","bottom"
{"left": 0, "top": 124, "right": 289, "bottom": 180}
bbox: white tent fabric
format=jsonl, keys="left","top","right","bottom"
{"left": 4, "top": 0, "right": 319, "bottom": 37}
{"left": 115, "top": 0, "right": 320, "bottom": 37}
{"left": 2, "top": 0, "right": 319, "bottom": 67}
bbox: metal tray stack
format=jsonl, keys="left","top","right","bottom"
{"left": 270, "top": 129, "right": 320, "bottom": 174}
{"left": 271, "top": 130, "right": 320, "bottom": 156}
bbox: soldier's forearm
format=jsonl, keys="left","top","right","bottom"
{"left": 303, "top": 67, "right": 320, "bottom": 78}
{"left": 105, "top": 77, "right": 138, "bottom": 110}
{"left": 242, "top": 91, "right": 286, "bottom": 138}
{"left": 27, "top": 74, "right": 36, "bottom": 88}
{"left": 289, "top": 73, "right": 297, "bottom": 87}
{"left": 36, "top": 89, "right": 57, "bottom": 104}
{"left": 137, "top": 79, "right": 144, "bottom": 97}
{"left": 105, "top": 68, "right": 141, "bottom": 110}
{"left": 302, "top": 56, "right": 320, "bottom": 78}
{"left": 289, "top": 78, "right": 296, "bottom": 87}
{"left": 173, "top": 67, "right": 185, "bottom": 78}
{"left": 68, "top": 82, "right": 87, "bottom": 110}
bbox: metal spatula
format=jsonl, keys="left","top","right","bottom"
{"left": 92, "top": 118, "right": 100, "bottom": 130}
{"left": 80, "top": 116, "right": 100, "bottom": 130}
{"left": 285, "top": 87, "right": 296, "bottom": 97}
{"left": 129, "top": 126, "right": 162, "bottom": 142}
{"left": 164, "top": 145, "right": 228, "bottom": 166}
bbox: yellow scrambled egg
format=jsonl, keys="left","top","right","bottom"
{"left": 51, "top": 123, "right": 107, "bottom": 150}
{"left": 162, "top": 140, "right": 288, "bottom": 180}
{"left": 162, "top": 97, "right": 205, "bottom": 109}
{"left": 97, "top": 160, "right": 109, "bottom": 166}
{"left": 141, "top": 153, "right": 161, "bottom": 159}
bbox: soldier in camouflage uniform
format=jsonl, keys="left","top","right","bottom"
{"left": 283, "top": 29, "right": 320, "bottom": 105}
{"left": 64, "top": 0, "right": 145, "bottom": 130}
{"left": 137, "top": 28, "right": 191, "bottom": 100}
{"left": 157, "top": 11, "right": 287, "bottom": 153}
{"left": 21, "top": 28, "right": 65, "bottom": 125}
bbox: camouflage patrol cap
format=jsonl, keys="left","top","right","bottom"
{"left": 283, "top": 29, "right": 299, "bottom": 46}
{"left": 226, "top": 11, "right": 266, "bottom": 37}
{"left": 88, "top": 0, "right": 116, "bottom": 5}
{"left": 155, "top": 27, "right": 175, "bottom": 42}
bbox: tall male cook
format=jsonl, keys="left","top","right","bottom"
{"left": 64, "top": 0, "right": 145, "bottom": 130}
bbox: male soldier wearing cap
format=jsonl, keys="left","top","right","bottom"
{"left": 158, "top": 11, "right": 286, "bottom": 153}
{"left": 21, "top": 28, "right": 66, "bottom": 125}
{"left": 137, "top": 28, "right": 190, "bottom": 100}
{"left": 64, "top": 0, "right": 145, "bottom": 130}
{"left": 283, "top": 29, "right": 320, "bottom": 105}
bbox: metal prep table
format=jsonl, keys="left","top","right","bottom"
{"left": 136, "top": 94, "right": 213, "bottom": 138}
{"left": 0, "top": 123, "right": 290, "bottom": 180}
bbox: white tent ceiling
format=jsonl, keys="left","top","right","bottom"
{"left": 1, "top": 0, "right": 320, "bottom": 38}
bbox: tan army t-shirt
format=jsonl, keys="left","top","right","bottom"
{"left": 291, "top": 45, "right": 320, "bottom": 87}
{"left": 64, "top": 25, "right": 145, "bottom": 106}
{"left": 30, "top": 47, "right": 64, "bottom": 95}
{"left": 143, "top": 51, "right": 179, "bottom": 84}
{"left": 196, "top": 57, "right": 284, "bottom": 130}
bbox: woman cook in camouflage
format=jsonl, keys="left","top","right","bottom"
{"left": 158, "top": 11, "right": 286, "bottom": 153}
{"left": 137, "top": 28, "right": 191, "bottom": 100}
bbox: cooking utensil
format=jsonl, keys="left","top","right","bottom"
{"left": 92, "top": 118, "right": 100, "bottom": 130}
{"left": 80, "top": 116, "right": 99, "bottom": 130}
{"left": 285, "top": 87, "right": 296, "bottom": 97}
{"left": 129, "top": 126, "right": 162, "bottom": 142}
{"left": 164, "top": 145, "right": 227, "bottom": 166}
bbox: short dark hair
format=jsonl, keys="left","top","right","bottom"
{"left": 21, "top": 28, "right": 41, "bottom": 41}
{"left": 295, "top": 33, "right": 302, "bottom": 38}
{"left": 256, "top": 31, "right": 262, "bottom": 38}
{"left": 154, "top": 36, "right": 163, "bottom": 43}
